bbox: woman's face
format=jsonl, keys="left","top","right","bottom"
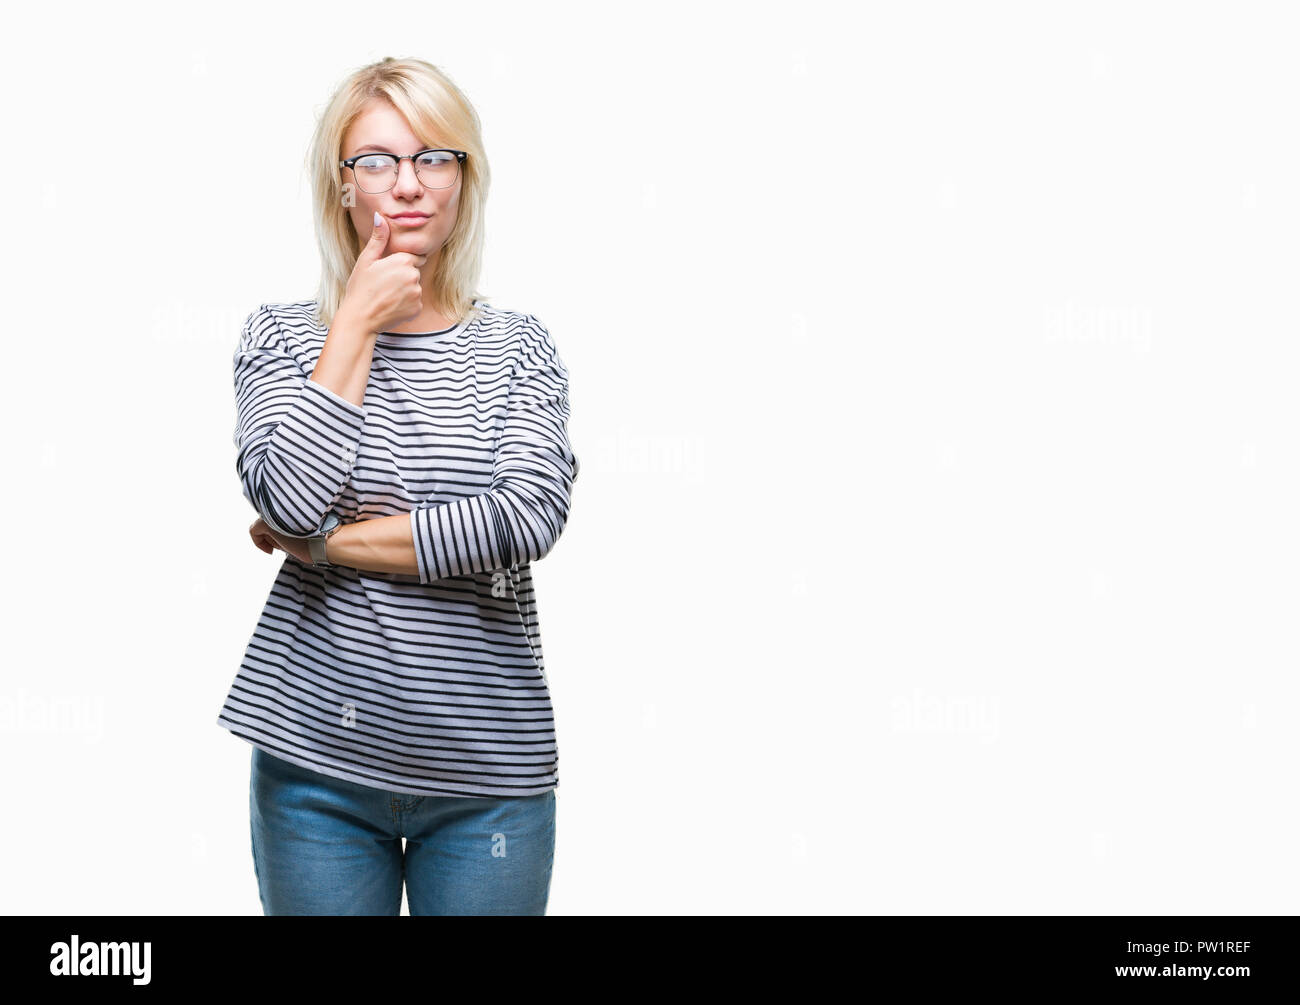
{"left": 340, "top": 99, "right": 461, "bottom": 264}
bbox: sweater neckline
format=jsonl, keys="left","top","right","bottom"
{"left": 374, "top": 299, "right": 483, "bottom": 346}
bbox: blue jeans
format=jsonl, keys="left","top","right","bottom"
{"left": 249, "top": 746, "right": 556, "bottom": 915}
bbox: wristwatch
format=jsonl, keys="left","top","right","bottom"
{"left": 307, "top": 512, "right": 342, "bottom": 568}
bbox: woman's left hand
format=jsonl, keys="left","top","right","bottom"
{"left": 249, "top": 517, "right": 312, "bottom": 565}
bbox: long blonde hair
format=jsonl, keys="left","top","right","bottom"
{"left": 304, "top": 56, "right": 491, "bottom": 328}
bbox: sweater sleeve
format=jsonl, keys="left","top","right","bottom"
{"left": 410, "top": 315, "right": 580, "bottom": 583}
{"left": 233, "top": 304, "right": 367, "bottom": 537}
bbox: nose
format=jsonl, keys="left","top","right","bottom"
{"left": 392, "top": 157, "right": 424, "bottom": 197}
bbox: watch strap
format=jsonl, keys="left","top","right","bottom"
{"left": 308, "top": 513, "right": 341, "bottom": 567}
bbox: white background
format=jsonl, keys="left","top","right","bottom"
{"left": 0, "top": 0, "right": 1294, "bottom": 914}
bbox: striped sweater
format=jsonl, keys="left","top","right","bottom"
{"left": 216, "top": 299, "right": 579, "bottom": 797}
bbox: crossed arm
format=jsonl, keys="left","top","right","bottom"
{"left": 251, "top": 511, "right": 420, "bottom": 575}
{"left": 234, "top": 304, "right": 578, "bottom": 583}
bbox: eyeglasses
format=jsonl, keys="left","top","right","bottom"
{"left": 338, "top": 148, "right": 467, "bottom": 193}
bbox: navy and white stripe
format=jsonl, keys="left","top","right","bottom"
{"left": 217, "top": 299, "right": 579, "bottom": 798}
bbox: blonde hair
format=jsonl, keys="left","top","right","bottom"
{"left": 304, "top": 56, "right": 491, "bottom": 328}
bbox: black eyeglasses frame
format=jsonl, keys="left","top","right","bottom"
{"left": 338, "top": 149, "right": 468, "bottom": 191}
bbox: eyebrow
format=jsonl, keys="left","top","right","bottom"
{"left": 347, "top": 142, "right": 440, "bottom": 157}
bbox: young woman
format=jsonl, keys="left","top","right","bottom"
{"left": 216, "top": 56, "right": 579, "bottom": 915}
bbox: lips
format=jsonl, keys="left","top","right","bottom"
{"left": 392, "top": 213, "right": 429, "bottom": 219}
